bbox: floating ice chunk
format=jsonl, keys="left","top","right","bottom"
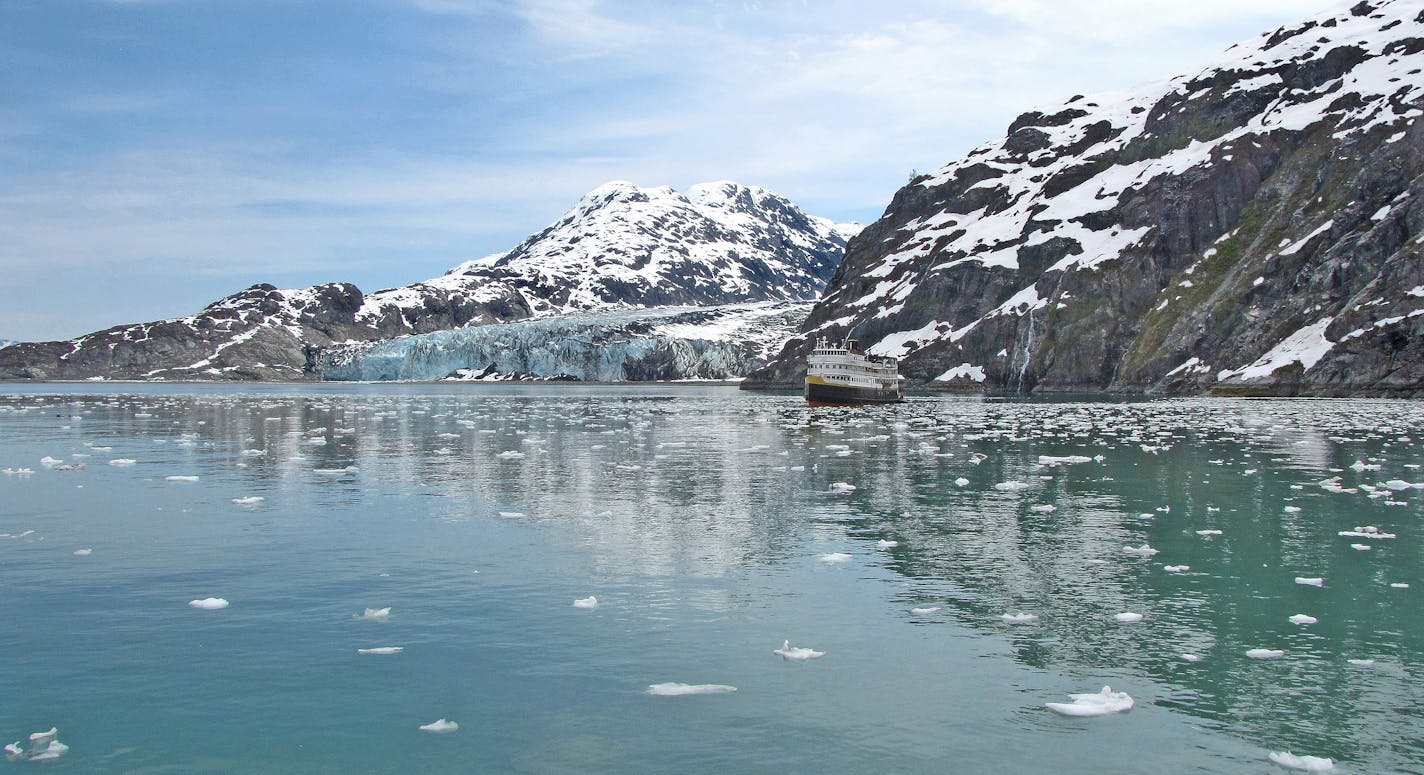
{"left": 1181, "top": 653, "right": 1202, "bottom": 662}
{"left": 496, "top": 451, "right": 525, "bottom": 460}
{"left": 875, "top": 539, "right": 899, "bottom": 549}
{"left": 646, "top": 682, "right": 737, "bottom": 696}
{"left": 1001, "top": 612, "right": 1038, "bottom": 625}
{"left": 829, "top": 482, "right": 856, "bottom": 493}
{"left": 1283, "top": 506, "right": 1301, "bottom": 513}
{"left": 27, "top": 740, "right": 68, "bottom": 762}
{"left": 1029, "top": 504, "right": 1057, "bottom": 513}
{"left": 73, "top": 548, "right": 92, "bottom": 556}
{"left": 419, "top": 718, "right": 459, "bottom": 733}
{"left": 3, "top": 468, "right": 35, "bottom": 476}
{"left": 166, "top": 475, "right": 199, "bottom": 482}
{"left": 1163, "top": 565, "right": 1189, "bottom": 572}
{"left": 1390, "top": 582, "right": 1410, "bottom": 589}
{"left": 108, "top": 458, "right": 137, "bottom": 467}
{"left": 994, "top": 481, "right": 1031, "bottom": 491}
{"left": 1347, "top": 658, "right": 1376, "bottom": 667}
{"left": 357, "top": 646, "right": 403, "bottom": 655}
{"left": 773, "top": 640, "right": 825, "bottom": 660}
{"left": 1268, "top": 751, "right": 1335, "bottom": 771}
{"left": 1338, "top": 527, "right": 1396, "bottom": 539}
{"left": 231, "top": 496, "right": 264, "bottom": 506}
{"left": 1114, "top": 612, "right": 1143, "bottom": 623}
{"left": 1383, "top": 479, "right": 1422, "bottom": 490}
{"left": 498, "top": 511, "right": 527, "bottom": 519}
{"left": 1349, "top": 460, "right": 1379, "bottom": 472}
{"left": 969, "top": 453, "right": 987, "bottom": 465}
{"left": 3, "top": 742, "right": 20, "bottom": 759}
{"left": 1122, "top": 544, "right": 1159, "bottom": 557}
{"left": 1046, "top": 686, "right": 1133, "bottom": 717}
{"left": 240, "top": 449, "right": 265, "bottom": 457}
{"left": 358, "top": 607, "right": 391, "bottom": 621}
{"left": 188, "top": 597, "right": 229, "bottom": 610}
{"left": 911, "top": 606, "right": 941, "bottom": 615}
{"left": 27, "top": 729, "right": 56, "bottom": 745}
{"left": 1246, "top": 648, "right": 1285, "bottom": 659}
{"left": 819, "top": 552, "right": 852, "bottom": 564}
{"left": 954, "top": 478, "right": 969, "bottom": 487}
{"left": 1350, "top": 543, "right": 1371, "bottom": 551}
{"left": 40, "top": 456, "right": 62, "bottom": 467}
{"left": 572, "top": 596, "right": 598, "bottom": 609}
{"left": 1288, "top": 614, "right": 1318, "bottom": 625}
{"left": 1196, "top": 529, "right": 1223, "bottom": 536}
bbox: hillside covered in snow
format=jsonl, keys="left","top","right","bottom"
{"left": 0, "top": 182, "right": 857, "bottom": 381}
{"left": 747, "top": 0, "right": 1424, "bottom": 396}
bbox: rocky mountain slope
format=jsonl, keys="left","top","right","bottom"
{"left": 0, "top": 181, "right": 857, "bottom": 381}
{"left": 746, "top": 0, "right": 1424, "bottom": 396}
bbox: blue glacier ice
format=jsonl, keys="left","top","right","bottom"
{"left": 315, "top": 302, "right": 808, "bottom": 382}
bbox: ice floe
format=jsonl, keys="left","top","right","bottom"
{"left": 1268, "top": 751, "right": 1335, "bottom": 771}
{"left": 8, "top": 727, "right": 69, "bottom": 762}
{"left": 419, "top": 718, "right": 459, "bottom": 733}
{"left": 911, "top": 606, "right": 941, "bottom": 615}
{"left": 1246, "top": 648, "right": 1285, "bottom": 659}
{"left": 1122, "top": 544, "right": 1159, "bottom": 557}
{"left": 108, "top": 459, "right": 136, "bottom": 467}
{"left": 1163, "top": 565, "right": 1189, "bottom": 572}
{"left": 357, "top": 607, "right": 391, "bottom": 621}
{"left": 231, "top": 496, "right": 265, "bottom": 506}
{"left": 1045, "top": 686, "right": 1134, "bottom": 717}
{"left": 72, "top": 548, "right": 92, "bottom": 556}
{"left": 1001, "top": 612, "right": 1039, "bottom": 625}
{"left": 829, "top": 482, "right": 856, "bottom": 493}
{"left": 1195, "top": 529, "right": 1223, "bottom": 536}
{"left": 875, "top": 539, "right": 899, "bottom": 549}
{"left": 1114, "top": 612, "right": 1144, "bottom": 623}
{"left": 773, "top": 640, "right": 825, "bottom": 660}
{"left": 646, "top": 682, "right": 737, "bottom": 696}
{"left": 1288, "top": 614, "right": 1318, "bottom": 625}
{"left": 357, "top": 646, "right": 403, "bottom": 655}
{"left": 1295, "top": 577, "right": 1324, "bottom": 587}
{"left": 188, "top": 597, "right": 229, "bottom": 610}
{"left": 1347, "top": 658, "right": 1376, "bottom": 667}
{"left": 166, "top": 475, "right": 200, "bottom": 482}
{"left": 819, "top": 552, "right": 852, "bottom": 564}
{"left": 572, "top": 596, "right": 598, "bottom": 609}
{"left": 1181, "top": 653, "right": 1203, "bottom": 662}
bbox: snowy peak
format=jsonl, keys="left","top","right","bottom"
{"left": 749, "top": 0, "right": 1424, "bottom": 396}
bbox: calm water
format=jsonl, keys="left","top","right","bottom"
{"left": 1, "top": 384, "right": 1420, "bottom": 774}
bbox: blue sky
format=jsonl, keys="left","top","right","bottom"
{"left": 1, "top": 0, "right": 1329, "bottom": 342}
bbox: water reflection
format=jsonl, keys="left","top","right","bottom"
{"left": 2, "top": 387, "right": 1420, "bottom": 771}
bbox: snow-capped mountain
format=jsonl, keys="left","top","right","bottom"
{"left": 0, "top": 181, "right": 858, "bottom": 381}
{"left": 748, "top": 0, "right": 1424, "bottom": 396}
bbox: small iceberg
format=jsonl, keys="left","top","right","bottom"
{"left": 108, "top": 458, "right": 137, "bottom": 467}
{"left": 1122, "top": 544, "right": 1159, "bottom": 557}
{"left": 419, "top": 718, "right": 459, "bottom": 734}
{"left": 646, "top": 682, "right": 737, "bottom": 696}
{"left": 357, "top": 607, "right": 391, "bottom": 621}
{"left": 73, "top": 548, "right": 93, "bottom": 556}
{"left": 1163, "top": 565, "right": 1189, "bottom": 572}
{"left": 911, "top": 606, "right": 941, "bottom": 615}
{"left": 954, "top": 477, "right": 970, "bottom": 487}
{"left": 1268, "top": 751, "right": 1335, "bottom": 771}
{"left": 829, "top": 482, "right": 856, "bottom": 493}
{"left": 1295, "top": 577, "right": 1324, "bottom": 587}
{"left": 819, "top": 552, "right": 852, "bottom": 564}
{"left": 231, "top": 496, "right": 265, "bottom": 506}
{"left": 773, "top": 640, "right": 825, "bottom": 660}
{"left": 1181, "top": 653, "right": 1203, "bottom": 662}
{"left": 1246, "top": 648, "right": 1285, "bottom": 659}
{"left": 572, "top": 596, "right": 598, "bottom": 609}
{"left": 1288, "top": 614, "right": 1318, "bottom": 625}
{"left": 1347, "top": 658, "right": 1376, "bottom": 667}
{"left": 875, "top": 539, "right": 899, "bottom": 549}
{"left": 1114, "top": 612, "right": 1144, "bottom": 623}
{"left": 1390, "top": 582, "right": 1410, "bottom": 589}
{"left": 188, "top": 597, "right": 229, "bottom": 610}
{"left": 994, "top": 481, "right": 1031, "bottom": 492}
{"left": 1000, "top": 612, "right": 1038, "bottom": 625}
{"left": 166, "top": 475, "right": 200, "bottom": 482}
{"left": 1045, "top": 686, "right": 1134, "bottom": 717}
{"left": 357, "top": 646, "right": 403, "bottom": 655}
{"left": 1195, "top": 529, "right": 1223, "bottom": 536}
{"left": 10, "top": 728, "right": 68, "bottom": 762}
{"left": 496, "top": 451, "right": 525, "bottom": 460}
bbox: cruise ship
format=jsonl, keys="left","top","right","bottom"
{"left": 804, "top": 337, "right": 904, "bottom": 406}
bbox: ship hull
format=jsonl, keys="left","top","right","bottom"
{"left": 804, "top": 378, "right": 904, "bottom": 406}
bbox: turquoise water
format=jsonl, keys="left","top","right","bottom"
{"left": 1, "top": 384, "right": 1420, "bottom": 773}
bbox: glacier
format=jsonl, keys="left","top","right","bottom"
{"left": 315, "top": 302, "right": 809, "bottom": 382}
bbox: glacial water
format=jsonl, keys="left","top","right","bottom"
{"left": 1, "top": 384, "right": 1420, "bottom": 774}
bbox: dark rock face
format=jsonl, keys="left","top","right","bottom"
{"left": 745, "top": 0, "right": 1424, "bottom": 397}
{"left": 1, "top": 182, "right": 856, "bottom": 381}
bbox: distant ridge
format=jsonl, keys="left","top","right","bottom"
{"left": 0, "top": 182, "right": 858, "bottom": 381}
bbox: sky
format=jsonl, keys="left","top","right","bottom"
{"left": 0, "top": 0, "right": 1336, "bottom": 342}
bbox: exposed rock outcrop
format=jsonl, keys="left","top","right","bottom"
{"left": 746, "top": 0, "right": 1424, "bottom": 397}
